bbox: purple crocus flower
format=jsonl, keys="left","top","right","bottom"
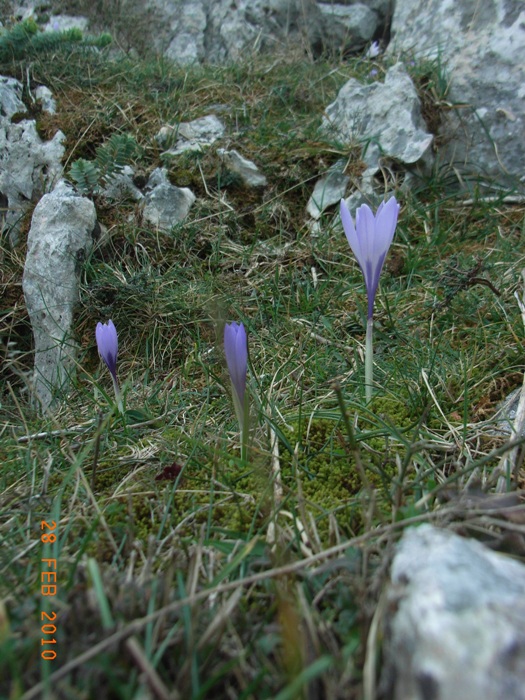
{"left": 96, "top": 319, "right": 123, "bottom": 412}
{"left": 340, "top": 196, "right": 400, "bottom": 320}
{"left": 96, "top": 319, "right": 118, "bottom": 380}
{"left": 224, "top": 321, "right": 247, "bottom": 412}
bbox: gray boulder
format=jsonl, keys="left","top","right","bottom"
{"left": 381, "top": 525, "right": 525, "bottom": 700}
{"left": 22, "top": 182, "right": 98, "bottom": 410}
{"left": 0, "top": 76, "right": 65, "bottom": 246}
{"left": 322, "top": 63, "right": 433, "bottom": 209}
{"left": 388, "top": 0, "right": 525, "bottom": 188}
{"left": 163, "top": 0, "right": 207, "bottom": 64}
{"left": 148, "top": 0, "right": 314, "bottom": 63}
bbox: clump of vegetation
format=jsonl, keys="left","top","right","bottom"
{"left": 69, "top": 133, "right": 140, "bottom": 194}
{"left": 0, "top": 17, "right": 111, "bottom": 63}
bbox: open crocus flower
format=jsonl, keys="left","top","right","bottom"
{"left": 366, "top": 40, "right": 381, "bottom": 58}
{"left": 96, "top": 319, "right": 123, "bottom": 412}
{"left": 340, "top": 196, "right": 399, "bottom": 320}
{"left": 340, "top": 196, "right": 400, "bottom": 400}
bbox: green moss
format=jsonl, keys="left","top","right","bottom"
{"left": 365, "top": 394, "right": 414, "bottom": 431}
{"left": 270, "top": 414, "right": 404, "bottom": 541}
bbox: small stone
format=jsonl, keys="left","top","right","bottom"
{"left": 160, "top": 115, "right": 225, "bottom": 156}
{"left": 217, "top": 148, "right": 267, "bottom": 187}
{"left": 307, "top": 159, "right": 349, "bottom": 219}
{"left": 34, "top": 85, "right": 56, "bottom": 114}
{"left": 101, "top": 166, "right": 144, "bottom": 202}
{"left": 142, "top": 168, "right": 195, "bottom": 230}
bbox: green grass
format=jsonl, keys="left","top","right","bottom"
{"left": 1, "top": 22, "right": 525, "bottom": 700}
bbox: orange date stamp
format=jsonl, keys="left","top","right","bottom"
{"left": 40, "top": 520, "right": 58, "bottom": 660}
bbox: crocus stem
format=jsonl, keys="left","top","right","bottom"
{"left": 365, "top": 316, "right": 374, "bottom": 403}
{"left": 232, "top": 389, "right": 249, "bottom": 463}
{"left": 241, "top": 389, "right": 252, "bottom": 463}
{"left": 241, "top": 398, "right": 249, "bottom": 464}
{"left": 111, "top": 375, "right": 124, "bottom": 414}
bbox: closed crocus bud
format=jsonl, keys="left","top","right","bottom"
{"left": 96, "top": 319, "right": 123, "bottom": 412}
{"left": 96, "top": 319, "right": 118, "bottom": 380}
{"left": 224, "top": 321, "right": 247, "bottom": 414}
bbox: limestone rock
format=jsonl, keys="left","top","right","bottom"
{"left": 142, "top": 168, "right": 195, "bottom": 231}
{"left": 322, "top": 63, "right": 433, "bottom": 205}
{"left": 388, "top": 0, "right": 525, "bottom": 187}
{"left": 22, "top": 182, "right": 98, "bottom": 409}
{"left": 100, "top": 166, "right": 144, "bottom": 203}
{"left": 323, "top": 63, "right": 433, "bottom": 165}
{"left": 381, "top": 525, "right": 525, "bottom": 700}
{"left": 145, "top": 0, "right": 391, "bottom": 64}
{"left": 317, "top": 3, "right": 378, "bottom": 54}
{"left": 34, "top": 85, "right": 56, "bottom": 114}
{"left": 159, "top": 114, "right": 225, "bottom": 156}
{"left": 0, "top": 76, "right": 65, "bottom": 246}
{"left": 217, "top": 149, "right": 267, "bottom": 187}
{"left": 43, "top": 15, "right": 89, "bottom": 32}
{"left": 307, "top": 160, "right": 349, "bottom": 219}
{"left": 164, "top": 0, "right": 207, "bottom": 64}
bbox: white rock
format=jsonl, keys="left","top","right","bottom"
{"left": 307, "top": 159, "right": 349, "bottom": 219}
{"left": 381, "top": 525, "right": 525, "bottom": 700}
{"left": 217, "top": 148, "right": 267, "bottom": 187}
{"left": 43, "top": 15, "right": 89, "bottom": 32}
{"left": 0, "top": 75, "right": 25, "bottom": 117}
{"left": 145, "top": 167, "right": 169, "bottom": 190}
{"left": 322, "top": 63, "right": 433, "bottom": 201}
{"left": 142, "top": 168, "right": 195, "bottom": 230}
{"left": 388, "top": 0, "right": 525, "bottom": 186}
{"left": 165, "top": 0, "right": 207, "bottom": 64}
{"left": 160, "top": 114, "right": 225, "bottom": 156}
{"left": 34, "top": 85, "right": 56, "bottom": 114}
{"left": 146, "top": 0, "right": 391, "bottom": 63}
{"left": 318, "top": 3, "right": 378, "bottom": 52}
{"left": 22, "top": 182, "right": 97, "bottom": 409}
{"left": 323, "top": 63, "right": 433, "bottom": 165}
{"left": 101, "top": 166, "right": 144, "bottom": 202}
{"left": 0, "top": 76, "right": 65, "bottom": 246}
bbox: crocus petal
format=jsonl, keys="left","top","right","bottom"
{"left": 355, "top": 203, "right": 377, "bottom": 267}
{"left": 374, "top": 196, "right": 400, "bottom": 256}
{"left": 224, "top": 322, "right": 247, "bottom": 407}
{"left": 340, "top": 199, "right": 360, "bottom": 262}
{"left": 96, "top": 319, "right": 118, "bottom": 379}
